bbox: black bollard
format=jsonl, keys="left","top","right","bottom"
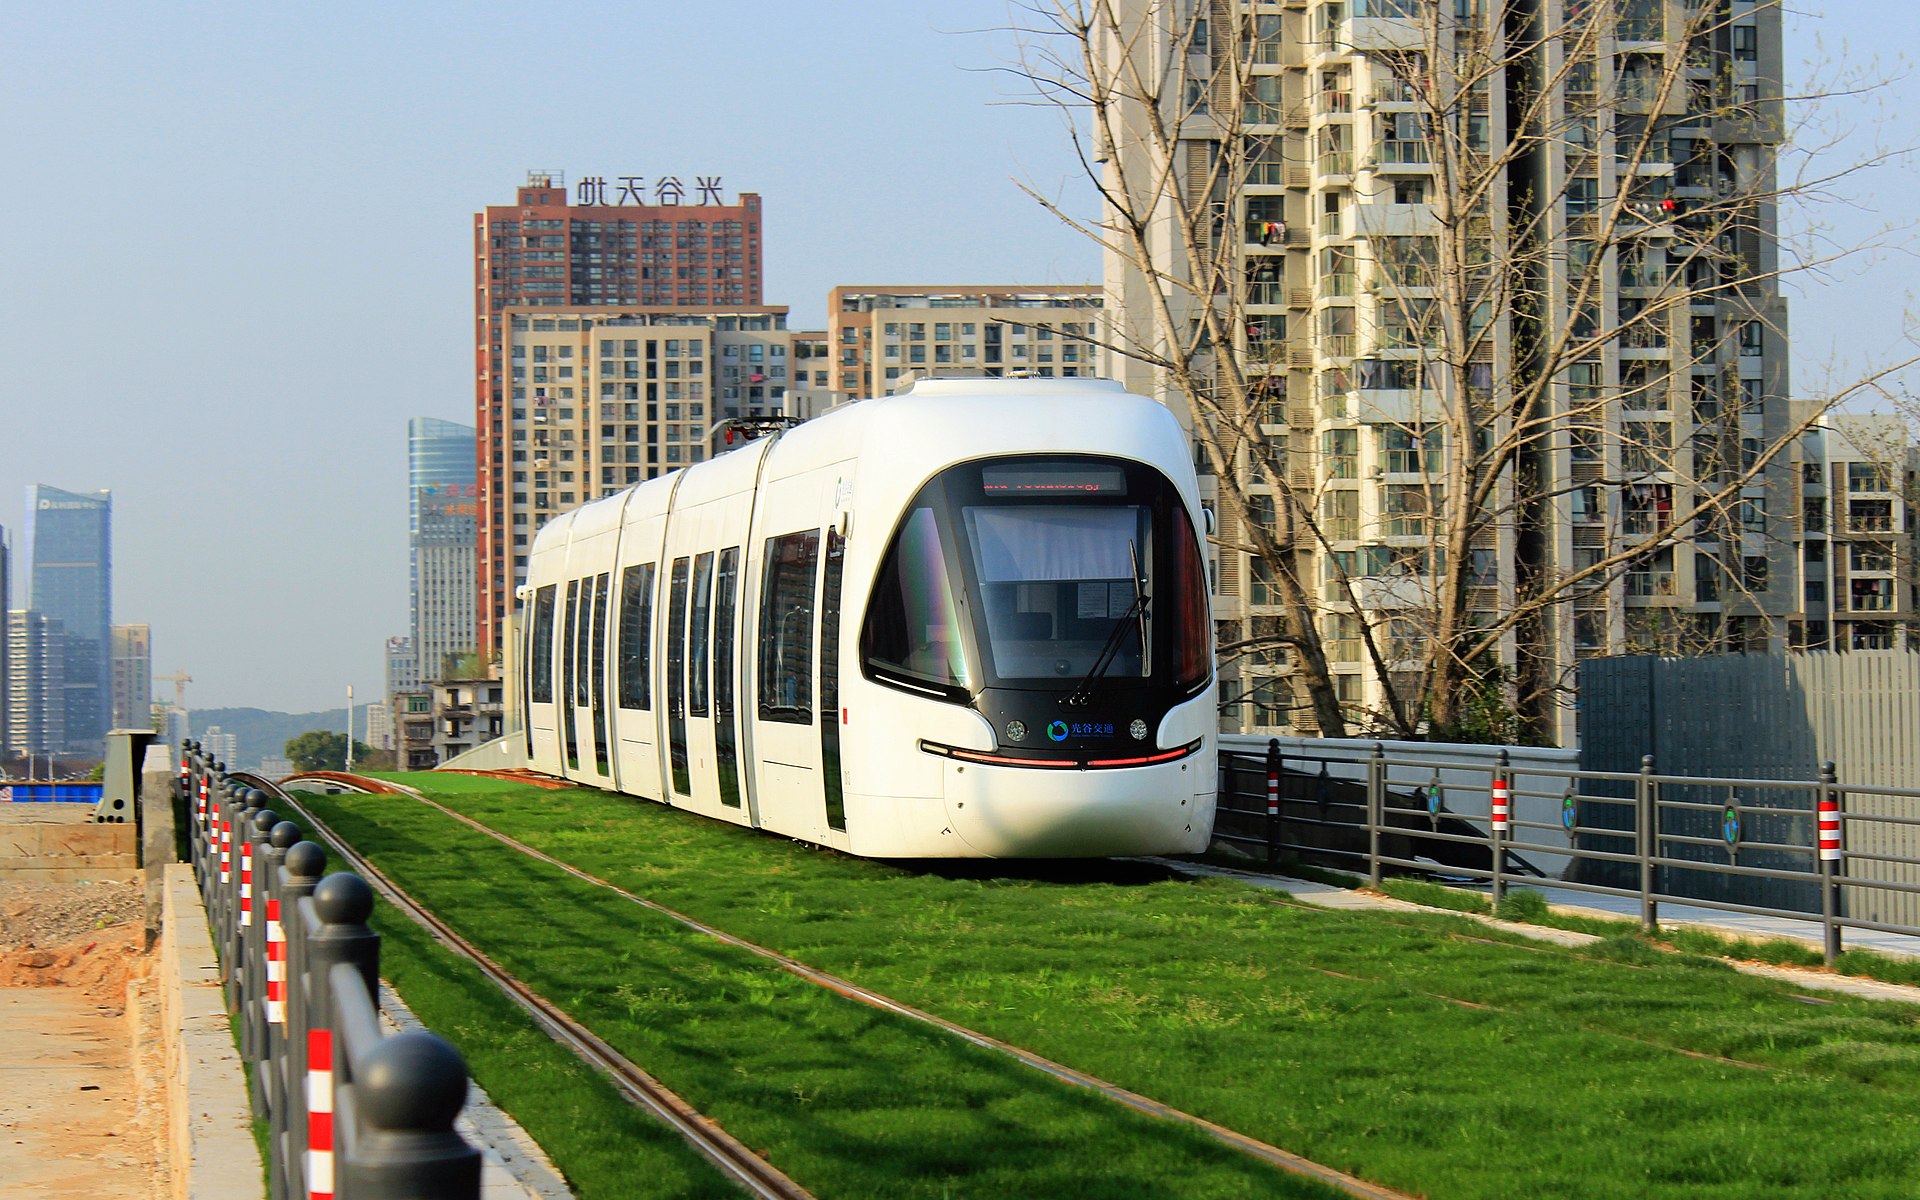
{"left": 301, "top": 872, "right": 380, "bottom": 1200}
{"left": 242, "top": 806, "right": 279, "bottom": 1068}
{"left": 343, "top": 1032, "right": 482, "bottom": 1199}
{"left": 279, "top": 841, "right": 328, "bottom": 1200}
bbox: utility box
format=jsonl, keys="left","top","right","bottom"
{"left": 97, "top": 729, "right": 157, "bottom": 825}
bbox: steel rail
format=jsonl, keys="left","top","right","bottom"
{"left": 240, "top": 773, "right": 814, "bottom": 1200}
{"left": 280, "top": 771, "right": 1412, "bottom": 1200}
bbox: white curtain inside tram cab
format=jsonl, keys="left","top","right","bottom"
{"left": 965, "top": 507, "right": 1139, "bottom": 582}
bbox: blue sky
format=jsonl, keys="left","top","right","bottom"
{"left": 1, "top": 2, "right": 1913, "bottom": 712}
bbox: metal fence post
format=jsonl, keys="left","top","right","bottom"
{"left": 343, "top": 1032, "right": 483, "bottom": 1199}
{"left": 1638, "top": 754, "right": 1659, "bottom": 932}
{"left": 1264, "top": 738, "right": 1281, "bottom": 868}
{"left": 242, "top": 805, "right": 278, "bottom": 1078}
{"left": 1818, "top": 760, "right": 1843, "bottom": 965}
{"left": 1368, "top": 743, "right": 1386, "bottom": 889}
{"left": 301, "top": 873, "right": 380, "bottom": 1200}
{"left": 280, "top": 841, "right": 329, "bottom": 1200}
{"left": 256, "top": 819, "right": 300, "bottom": 1196}
{"left": 1489, "top": 749, "right": 1510, "bottom": 908}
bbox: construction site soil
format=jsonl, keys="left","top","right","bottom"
{"left": 0, "top": 881, "right": 167, "bottom": 1199}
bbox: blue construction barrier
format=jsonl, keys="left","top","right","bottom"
{"left": 0, "top": 782, "right": 105, "bottom": 804}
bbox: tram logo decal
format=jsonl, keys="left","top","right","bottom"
{"left": 1047, "top": 721, "right": 1114, "bottom": 742}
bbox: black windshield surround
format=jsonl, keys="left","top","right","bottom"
{"left": 860, "top": 455, "right": 1211, "bottom": 762}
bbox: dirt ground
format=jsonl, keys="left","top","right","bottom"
{"left": 0, "top": 881, "right": 167, "bottom": 1199}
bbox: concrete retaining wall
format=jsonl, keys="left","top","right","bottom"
{"left": 159, "top": 863, "right": 260, "bottom": 1200}
{"left": 0, "top": 805, "right": 137, "bottom": 883}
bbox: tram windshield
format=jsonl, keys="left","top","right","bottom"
{"left": 861, "top": 455, "right": 1210, "bottom": 698}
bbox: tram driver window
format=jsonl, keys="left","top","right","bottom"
{"left": 758, "top": 530, "right": 820, "bottom": 723}
{"left": 964, "top": 505, "right": 1149, "bottom": 680}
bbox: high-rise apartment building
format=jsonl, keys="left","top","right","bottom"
{"left": 22, "top": 485, "right": 111, "bottom": 749}
{"left": 473, "top": 172, "right": 764, "bottom": 660}
{"left": 1097, "top": 1, "right": 1789, "bottom": 741}
{"left": 109, "top": 623, "right": 151, "bottom": 730}
{"left": 385, "top": 635, "right": 419, "bottom": 699}
{"left": 0, "top": 526, "right": 9, "bottom": 752}
{"left": 6, "top": 610, "right": 65, "bottom": 757}
{"left": 1791, "top": 411, "right": 1919, "bottom": 652}
{"left": 408, "top": 418, "right": 478, "bottom": 683}
{"left": 824, "top": 286, "right": 1105, "bottom": 405}
{"left": 200, "top": 725, "right": 238, "bottom": 768}
{"left": 488, "top": 305, "right": 793, "bottom": 653}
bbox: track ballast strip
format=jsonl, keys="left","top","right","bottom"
{"left": 250, "top": 774, "right": 814, "bottom": 1200}
{"left": 289, "top": 772, "right": 1412, "bottom": 1200}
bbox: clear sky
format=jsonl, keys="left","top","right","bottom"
{"left": 1, "top": 2, "right": 1913, "bottom": 713}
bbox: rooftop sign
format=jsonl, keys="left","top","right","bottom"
{"left": 572, "top": 176, "right": 727, "bottom": 206}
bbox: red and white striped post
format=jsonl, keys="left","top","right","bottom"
{"left": 1818, "top": 761, "right": 1843, "bottom": 964}
{"left": 1264, "top": 739, "right": 1282, "bottom": 867}
{"left": 219, "top": 799, "right": 232, "bottom": 886}
{"left": 240, "top": 838, "right": 254, "bottom": 931}
{"left": 299, "top": 872, "right": 378, "bottom": 1200}
{"left": 307, "top": 1027, "right": 335, "bottom": 1200}
{"left": 267, "top": 896, "right": 287, "bottom": 1027}
{"left": 1490, "top": 750, "right": 1512, "bottom": 907}
{"left": 1818, "top": 796, "right": 1842, "bottom": 862}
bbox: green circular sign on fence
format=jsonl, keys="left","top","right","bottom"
{"left": 1723, "top": 805, "right": 1742, "bottom": 852}
{"left": 1562, "top": 789, "right": 1578, "bottom": 832}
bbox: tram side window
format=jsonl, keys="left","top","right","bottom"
{"left": 529, "top": 585, "right": 557, "bottom": 703}
{"left": 617, "top": 563, "right": 655, "bottom": 710}
{"left": 689, "top": 552, "right": 715, "bottom": 717}
{"left": 758, "top": 529, "right": 820, "bottom": 724}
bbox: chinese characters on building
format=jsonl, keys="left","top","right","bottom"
{"left": 574, "top": 175, "right": 727, "bottom": 206}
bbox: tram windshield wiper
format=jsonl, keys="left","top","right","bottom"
{"left": 1064, "top": 541, "right": 1147, "bottom": 707}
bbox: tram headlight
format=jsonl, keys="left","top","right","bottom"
{"left": 1006, "top": 720, "right": 1028, "bottom": 742}
{"left": 1129, "top": 718, "right": 1149, "bottom": 741}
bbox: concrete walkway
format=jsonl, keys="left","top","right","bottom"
{"left": 1165, "top": 861, "right": 1920, "bottom": 1007}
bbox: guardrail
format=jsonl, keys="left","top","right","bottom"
{"left": 178, "top": 740, "right": 481, "bottom": 1200}
{"left": 1218, "top": 738, "right": 1920, "bottom": 963}
{"left": 0, "top": 781, "right": 106, "bottom": 803}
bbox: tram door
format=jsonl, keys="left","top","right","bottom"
{"left": 561, "top": 571, "right": 615, "bottom": 788}
{"left": 750, "top": 524, "right": 833, "bottom": 843}
{"left": 661, "top": 497, "right": 753, "bottom": 827}
{"left": 523, "top": 584, "right": 561, "bottom": 769}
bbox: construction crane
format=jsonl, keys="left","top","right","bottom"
{"left": 155, "top": 671, "right": 192, "bottom": 710}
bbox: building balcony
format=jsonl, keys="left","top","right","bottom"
{"left": 1368, "top": 140, "right": 1432, "bottom": 169}
{"left": 1317, "top": 153, "right": 1354, "bottom": 180}
{"left": 1373, "top": 79, "right": 1418, "bottom": 106}
{"left": 1625, "top": 571, "right": 1677, "bottom": 599}
{"left": 1353, "top": 573, "right": 1429, "bottom": 610}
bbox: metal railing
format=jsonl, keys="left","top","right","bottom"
{"left": 1217, "top": 739, "right": 1920, "bottom": 963}
{"left": 178, "top": 742, "right": 481, "bottom": 1200}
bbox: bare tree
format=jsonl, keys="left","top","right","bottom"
{"left": 1007, "top": 0, "right": 1917, "bottom": 743}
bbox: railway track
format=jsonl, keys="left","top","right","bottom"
{"left": 237, "top": 773, "right": 814, "bottom": 1200}
{"left": 265, "top": 770, "right": 1413, "bottom": 1200}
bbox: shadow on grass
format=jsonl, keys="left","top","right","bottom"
{"left": 884, "top": 857, "right": 1198, "bottom": 887}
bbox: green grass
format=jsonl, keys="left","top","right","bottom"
{"left": 364, "top": 893, "right": 743, "bottom": 1198}
{"left": 1373, "top": 876, "right": 1920, "bottom": 987}
{"left": 300, "top": 784, "right": 1341, "bottom": 1199}
{"left": 311, "top": 775, "right": 1920, "bottom": 1198}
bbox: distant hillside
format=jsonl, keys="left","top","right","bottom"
{"left": 190, "top": 706, "right": 377, "bottom": 771}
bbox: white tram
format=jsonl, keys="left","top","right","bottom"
{"left": 518, "top": 377, "right": 1217, "bottom": 858}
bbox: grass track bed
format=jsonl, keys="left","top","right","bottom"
{"left": 308, "top": 775, "right": 1920, "bottom": 1199}
{"left": 296, "top": 786, "right": 1341, "bottom": 1199}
